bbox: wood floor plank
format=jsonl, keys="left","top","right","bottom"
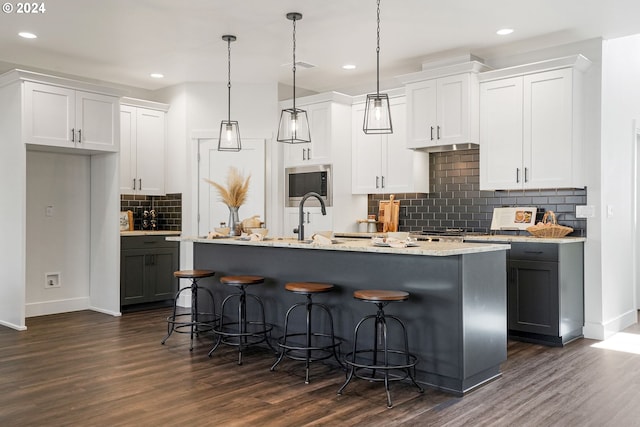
{"left": 1, "top": 308, "right": 640, "bottom": 426}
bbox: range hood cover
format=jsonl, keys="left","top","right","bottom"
{"left": 415, "top": 143, "right": 479, "bottom": 153}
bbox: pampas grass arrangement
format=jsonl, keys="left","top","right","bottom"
{"left": 204, "top": 167, "right": 251, "bottom": 207}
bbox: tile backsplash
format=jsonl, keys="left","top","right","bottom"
{"left": 120, "top": 193, "right": 182, "bottom": 231}
{"left": 368, "top": 148, "right": 587, "bottom": 235}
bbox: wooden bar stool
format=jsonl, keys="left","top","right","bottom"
{"left": 270, "top": 282, "right": 344, "bottom": 384}
{"left": 208, "top": 275, "right": 274, "bottom": 365}
{"left": 161, "top": 269, "right": 218, "bottom": 351}
{"left": 337, "top": 289, "right": 424, "bottom": 408}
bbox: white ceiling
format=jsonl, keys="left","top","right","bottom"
{"left": 1, "top": 0, "right": 639, "bottom": 96}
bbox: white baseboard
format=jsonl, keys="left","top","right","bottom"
{"left": 25, "top": 297, "right": 90, "bottom": 318}
{"left": 89, "top": 306, "right": 121, "bottom": 317}
{"left": 0, "top": 320, "right": 27, "bottom": 331}
{"left": 584, "top": 309, "right": 638, "bottom": 340}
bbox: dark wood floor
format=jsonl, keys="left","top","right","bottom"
{"left": 1, "top": 308, "right": 639, "bottom": 426}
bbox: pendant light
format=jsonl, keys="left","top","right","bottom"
{"left": 363, "top": 0, "right": 392, "bottom": 134}
{"left": 277, "top": 12, "right": 311, "bottom": 144}
{"left": 218, "top": 34, "right": 241, "bottom": 151}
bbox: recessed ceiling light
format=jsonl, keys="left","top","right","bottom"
{"left": 342, "top": 64, "right": 356, "bottom": 70}
{"left": 150, "top": 73, "right": 164, "bottom": 79}
{"left": 496, "top": 28, "right": 514, "bottom": 36}
{"left": 18, "top": 32, "right": 37, "bottom": 39}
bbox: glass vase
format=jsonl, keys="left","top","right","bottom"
{"left": 228, "top": 206, "right": 240, "bottom": 236}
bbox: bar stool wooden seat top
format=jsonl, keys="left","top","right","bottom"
{"left": 338, "top": 289, "right": 424, "bottom": 408}
{"left": 271, "top": 282, "right": 343, "bottom": 384}
{"left": 161, "top": 269, "right": 218, "bottom": 351}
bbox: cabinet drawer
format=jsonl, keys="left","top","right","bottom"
{"left": 121, "top": 235, "right": 177, "bottom": 250}
{"left": 509, "top": 243, "right": 558, "bottom": 262}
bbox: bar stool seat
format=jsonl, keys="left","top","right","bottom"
{"left": 209, "top": 275, "right": 274, "bottom": 365}
{"left": 337, "top": 289, "right": 424, "bottom": 408}
{"left": 161, "top": 269, "right": 218, "bottom": 351}
{"left": 271, "top": 282, "right": 343, "bottom": 384}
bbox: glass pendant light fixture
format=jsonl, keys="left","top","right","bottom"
{"left": 218, "top": 34, "right": 241, "bottom": 151}
{"left": 277, "top": 12, "right": 311, "bottom": 144}
{"left": 363, "top": 0, "right": 392, "bottom": 134}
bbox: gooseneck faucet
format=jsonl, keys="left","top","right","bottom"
{"left": 295, "top": 191, "right": 326, "bottom": 241}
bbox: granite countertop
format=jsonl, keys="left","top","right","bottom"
{"left": 121, "top": 230, "right": 182, "bottom": 236}
{"left": 169, "top": 235, "right": 510, "bottom": 257}
{"left": 464, "top": 234, "right": 586, "bottom": 244}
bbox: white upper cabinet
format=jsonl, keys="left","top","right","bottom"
{"left": 479, "top": 55, "right": 591, "bottom": 190}
{"left": 399, "top": 61, "right": 490, "bottom": 150}
{"left": 120, "top": 99, "right": 168, "bottom": 195}
{"left": 23, "top": 81, "right": 119, "bottom": 152}
{"left": 352, "top": 97, "right": 429, "bottom": 194}
{"left": 282, "top": 93, "right": 351, "bottom": 167}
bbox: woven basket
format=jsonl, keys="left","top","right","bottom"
{"left": 526, "top": 211, "right": 573, "bottom": 238}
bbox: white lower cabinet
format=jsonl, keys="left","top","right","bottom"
{"left": 352, "top": 97, "right": 429, "bottom": 194}
{"left": 23, "top": 81, "right": 119, "bottom": 152}
{"left": 284, "top": 207, "right": 333, "bottom": 239}
{"left": 480, "top": 56, "right": 590, "bottom": 190}
{"left": 120, "top": 100, "right": 168, "bottom": 195}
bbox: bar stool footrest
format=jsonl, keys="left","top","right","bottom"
{"left": 214, "top": 321, "right": 273, "bottom": 347}
{"left": 343, "top": 349, "right": 419, "bottom": 382}
{"left": 165, "top": 312, "right": 219, "bottom": 335}
{"left": 277, "top": 332, "right": 343, "bottom": 362}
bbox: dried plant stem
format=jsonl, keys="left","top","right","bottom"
{"left": 203, "top": 167, "right": 251, "bottom": 207}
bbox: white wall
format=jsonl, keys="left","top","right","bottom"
{"left": 595, "top": 34, "right": 640, "bottom": 338}
{"left": 25, "top": 152, "right": 91, "bottom": 316}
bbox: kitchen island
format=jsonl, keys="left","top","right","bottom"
{"left": 170, "top": 236, "right": 509, "bottom": 395}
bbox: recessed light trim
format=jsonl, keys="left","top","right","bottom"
{"left": 150, "top": 73, "right": 164, "bottom": 79}
{"left": 496, "top": 28, "right": 514, "bottom": 36}
{"left": 18, "top": 32, "right": 37, "bottom": 39}
{"left": 342, "top": 64, "right": 356, "bottom": 70}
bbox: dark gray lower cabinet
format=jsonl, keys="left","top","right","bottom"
{"left": 508, "top": 242, "right": 584, "bottom": 346}
{"left": 120, "top": 236, "right": 179, "bottom": 307}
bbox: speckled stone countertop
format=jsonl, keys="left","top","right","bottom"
{"left": 464, "top": 234, "right": 586, "bottom": 244}
{"left": 121, "top": 230, "right": 182, "bottom": 236}
{"left": 169, "top": 235, "right": 510, "bottom": 257}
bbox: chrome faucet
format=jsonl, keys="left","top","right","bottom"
{"left": 294, "top": 191, "right": 326, "bottom": 241}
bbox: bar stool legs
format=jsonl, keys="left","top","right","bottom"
{"left": 161, "top": 270, "right": 218, "bottom": 351}
{"left": 338, "top": 290, "right": 424, "bottom": 408}
{"left": 270, "top": 282, "right": 343, "bottom": 384}
{"left": 208, "top": 275, "right": 274, "bottom": 365}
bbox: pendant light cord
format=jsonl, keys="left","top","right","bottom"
{"left": 376, "top": 0, "right": 381, "bottom": 96}
{"left": 227, "top": 37, "right": 232, "bottom": 122}
{"left": 292, "top": 16, "right": 297, "bottom": 110}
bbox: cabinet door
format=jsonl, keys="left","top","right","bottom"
{"left": 146, "top": 248, "right": 178, "bottom": 300}
{"left": 119, "top": 106, "right": 136, "bottom": 193}
{"left": 135, "top": 108, "right": 165, "bottom": 195}
{"left": 284, "top": 143, "right": 310, "bottom": 166}
{"left": 120, "top": 249, "right": 147, "bottom": 305}
{"left": 382, "top": 100, "right": 414, "bottom": 192}
{"left": 75, "top": 91, "right": 119, "bottom": 151}
{"left": 524, "top": 68, "right": 573, "bottom": 188}
{"left": 437, "top": 74, "right": 470, "bottom": 144}
{"left": 508, "top": 259, "right": 559, "bottom": 336}
{"left": 284, "top": 102, "right": 331, "bottom": 166}
{"left": 479, "top": 77, "right": 524, "bottom": 190}
{"left": 23, "top": 82, "right": 75, "bottom": 148}
{"left": 285, "top": 208, "right": 333, "bottom": 238}
{"left": 352, "top": 103, "right": 383, "bottom": 194}
{"left": 406, "top": 79, "right": 437, "bottom": 148}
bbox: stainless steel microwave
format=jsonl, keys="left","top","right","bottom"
{"left": 285, "top": 164, "right": 333, "bottom": 207}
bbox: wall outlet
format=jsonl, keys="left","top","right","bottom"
{"left": 45, "top": 272, "right": 61, "bottom": 288}
{"left": 575, "top": 205, "right": 595, "bottom": 218}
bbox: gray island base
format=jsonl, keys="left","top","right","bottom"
{"left": 182, "top": 237, "right": 509, "bottom": 395}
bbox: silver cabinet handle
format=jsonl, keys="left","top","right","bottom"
{"left": 302, "top": 148, "right": 306, "bottom": 161}
{"left": 133, "top": 178, "right": 136, "bottom": 190}
{"left": 437, "top": 126, "right": 441, "bottom": 140}
{"left": 138, "top": 178, "right": 142, "bottom": 190}
{"left": 524, "top": 167, "right": 528, "bottom": 183}
{"left": 516, "top": 168, "right": 520, "bottom": 183}
{"left": 307, "top": 148, "right": 311, "bottom": 159}
{"left": 381, "top": 176, "right": 385, "bottom": 188}
{"left": 430, "top": 126, "right": 434, "bottom": 141}
{"left": 71, "top": 128, "right": 75, "bottom": 142}
{"left": 78, "top": 129, "right": 82, "bottom": 143}
{"left": 376, "top": 176, "right": 379, "bottom": 189}
{"left": 306, "top": 212, "right": 310, "bottom": 223}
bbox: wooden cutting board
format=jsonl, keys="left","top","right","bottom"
{"left": 378, "top": 195, "right": 400, "bottom": 232}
